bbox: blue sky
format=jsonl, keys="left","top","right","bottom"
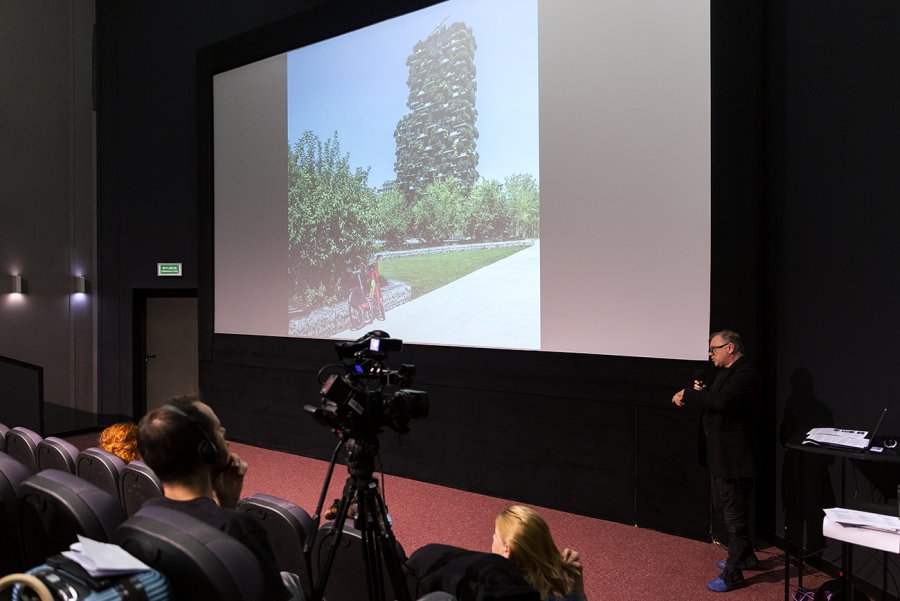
{"left": 287, "top": 0, "right": 538, "bottom": 189}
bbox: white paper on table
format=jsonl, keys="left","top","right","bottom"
{"left": 804, "top": 428, "right": 870, "bottom": 449}
{"left": 823, "top": 517, "right": 900, "bottom": 554}
{"left": 823, "top": 507, "right": 900, "bottom": 533}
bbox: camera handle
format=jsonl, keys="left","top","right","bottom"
{"left": 306, "top": 436, "right": 413, "bottom": 601}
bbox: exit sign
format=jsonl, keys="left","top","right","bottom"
{"left": 157, "top": 263, "right": 183, "bottom": 277}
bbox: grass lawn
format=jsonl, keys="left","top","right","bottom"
{"left": 379, "top": 246, "right": 526, "bottom": 299}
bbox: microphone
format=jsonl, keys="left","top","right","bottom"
{"left": 694, "top": 368, "right": 708, "bottom": 388}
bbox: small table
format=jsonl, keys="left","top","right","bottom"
{"left": 783, "top": 439, "right": 900, "bottom": 601}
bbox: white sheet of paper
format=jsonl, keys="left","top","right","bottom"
{"left": 805, "top": 428, "right": 869, "bottom": 449}
{"left": 823, "top": 516, "right": 900, "bottom": 554}
{"left": 823, "top": 508, "right": 900, "bottom": 533}
{"left": 61, "top": 535, "right": 151, "bottom": 577}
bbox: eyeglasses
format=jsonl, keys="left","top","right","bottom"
{"left": 708, "top": 343, "right": 730, "bottom": 354}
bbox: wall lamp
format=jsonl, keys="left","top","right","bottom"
{"left": 11, "top": 274, "right": 23, "bottom": 294}
{"left": 74, "top": 275, "right": 87, "bottom": 294}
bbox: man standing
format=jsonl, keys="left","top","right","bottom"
{"left": 137, "top": 396, "right": 300, "bottom": 600}
{"left": 672, "top": 330, "right": 760, "bottom": 593}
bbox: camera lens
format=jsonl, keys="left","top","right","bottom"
{"left": 395, "top": 389, "right": 429, "bottom": 420}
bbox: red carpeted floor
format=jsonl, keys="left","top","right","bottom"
{"left": 66, "top": 431, "right": 830, "bottom": 600}
{"left": 227, "top": 441, "right": 829, "bottom": 601}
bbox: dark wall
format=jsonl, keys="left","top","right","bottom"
{"left": 768, "top": 0, "right": 900, "bottom": 578}
{"left": 202, "top": 334, "right": 715, "bottom": 538}
{"left": 1, "top": 1, "right": 95, "bottom": 434}
{"left": 96, "top": 0, "right": 313, "bottom": 419}
{"left": 771, "top": 2, "right": 900, "bottom": 431}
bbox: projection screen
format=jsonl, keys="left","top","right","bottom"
{"left": 213, "top": 0, "right": 710, "bottom": 360}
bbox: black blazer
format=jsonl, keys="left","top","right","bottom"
{"left": 683, "top": 356, "right": 760, "bottom": 478}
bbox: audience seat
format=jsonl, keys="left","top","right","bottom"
{"left": 113, "top": 504, "right": 265, "bottom": 601}
{"left": 36, "top": 436, "right": 80, "bottom": 473}
{"left": 17, "top": 468, "right": 126, "bottom": 567}
{"left": 0, "top": 452, "right": 31, "bottom": 574}
{"left": 5, "top": 426, "right": 42, "bottom": 474}
{"left": 312, "top": 519, "right": 410, "bottom": 601}
{"left": 120, "top": 460, "right": 163, "bottom": 515}
{"left": 76, "top": 447, "right": 127, "bottom": 501}
{"left": 0, "top": 422, "right": 9, "bottom": 452}
{"left": 239, "top": 492, "right": 315, "bottom": 595}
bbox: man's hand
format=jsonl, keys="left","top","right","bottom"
{"left": 213, "top": 452, "right": 248, "bottom": 509}
{"left": 672, "top": 389, "right": 685, "bottom": 407}
{"left": 693, "top": 379, "right": 707, "bottom": 391}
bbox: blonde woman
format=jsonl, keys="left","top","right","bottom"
{"left": 492, "top": 505, "right": 586, "bottom": 601}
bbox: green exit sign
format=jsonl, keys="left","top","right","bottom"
{"left": 157, "top": 263, "right": 183, "bottom": 277}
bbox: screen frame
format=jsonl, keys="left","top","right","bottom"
{"left": 200, "top": 0, "right": 731, "bottom": 363}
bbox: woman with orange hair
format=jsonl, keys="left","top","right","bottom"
{"left": 99, "top": 422, "right": 140, "bottom": 462}
{"left": 491, "top": 505, "right": 586, "bottom": 601}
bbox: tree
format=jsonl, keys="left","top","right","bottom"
{"left": 371, "top": 185, "right": 410, "bottom": 247}
{"left": 463, "top": 178, "right": 506, "bottom": 241}
{"left": 503, "top": 173, "right": 539, "bottom": 239}
{"left": 412, "top": 176, "right": 465, "bottom": 244}
{"left": 288, "top": 130, "right": 375, "bottom": 308}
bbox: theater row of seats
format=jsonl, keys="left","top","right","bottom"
{"left": 0, "top": 424, "right": 163, "bottom": 517}
{"left": 0, "top": 424, "right": 456, "bottom": 600}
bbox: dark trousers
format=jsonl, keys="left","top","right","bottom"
{"left": 711, "top": 476, "right": 754, "bottom": 581}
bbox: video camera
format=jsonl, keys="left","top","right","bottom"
{"left": 304, "top": 331, "right": 429, "bottom": 436}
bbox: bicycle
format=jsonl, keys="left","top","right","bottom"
{"left": 347, "top": 256, "right": 385, "bottom": 330}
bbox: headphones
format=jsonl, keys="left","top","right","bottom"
{"left": 159, "top": 403, "right": 227, "bottom": 467}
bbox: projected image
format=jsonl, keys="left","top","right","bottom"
{"left": 214, "top": 0, "right": 711, "bottom": 360}
{"left": 286, "top": 0, "right": 540, "bottom": 349}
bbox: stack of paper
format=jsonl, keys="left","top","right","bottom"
{"left": 823, "top": 508, "right": 900, "bottom": 533}
{"left": 822, "top": 508, "right": 900, "bottom": 554}
{"left": 803, "top": 428, "right": 869, "bottom": 450}
{"left": 62, "top": 535, "right": 152, "bottom": 577}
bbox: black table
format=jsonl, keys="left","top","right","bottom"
{"left": 784, "top": 438, "right": 900, "bottom": 601}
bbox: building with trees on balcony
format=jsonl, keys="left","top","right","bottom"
{"left": 394, "top": 21, "right": 479, "bottom": 206}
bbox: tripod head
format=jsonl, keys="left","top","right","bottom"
{"left": 343, "top": 433, "right": 379, "bottom": 479}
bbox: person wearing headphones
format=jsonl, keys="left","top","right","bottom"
{"left": 137, "top": 395, "right": 302, "bottom": 600}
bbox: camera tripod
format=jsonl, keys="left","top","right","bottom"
{"left": 305, "top": 434, "right": 413, "bottom": 601}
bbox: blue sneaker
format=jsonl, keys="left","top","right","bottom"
{"left": 706, "top": 574, "right": 746, "bottom": 593}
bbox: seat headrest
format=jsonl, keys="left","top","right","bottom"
{"left": 114, "top": 505, "right": 264, "bottom": 601}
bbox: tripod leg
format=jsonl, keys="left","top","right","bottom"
{"left": 311, "top": 477, "right": 359, "bottom": 601}
{"left": 353, "top": 487, "right": 384, "bottom": 601}
{"left": 370, "top": 484, "right": 413, "bottom": 601}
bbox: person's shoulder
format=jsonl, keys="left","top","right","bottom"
{"left": 730, "top": 358, "right": 761, "bottom": 395}
{"left": 142, "top": 495, "right": 166, "bottom": 507}
{"left": 732, "top": 356, "right": 759, "bottom": 376}
{"left": 143, "top": 496, "right": 211, "bottom": 512}
{"left": 218, "top": 505, "right": 264, "bottom": 535}
{"left": 148, "top": 496, "right": 230, "bottom": 525}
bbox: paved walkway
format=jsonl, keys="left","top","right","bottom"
{"left": 336, "top": 240, "right": 540, "bottom": 350}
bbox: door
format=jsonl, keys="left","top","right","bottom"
{"left": 135, "top": 290, "right": 198, "bottom": 417}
